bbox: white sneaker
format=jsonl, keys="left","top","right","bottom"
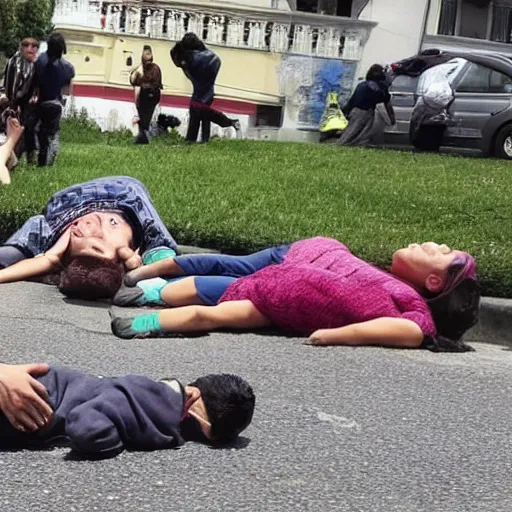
{"left": 232, "top": 120, "right": 242, "bottom": 139}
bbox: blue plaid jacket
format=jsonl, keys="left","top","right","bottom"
{"left": 3, "top": 176, "right": 178, "bottom": 258}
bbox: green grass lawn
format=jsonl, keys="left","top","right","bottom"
{"left": 1, "top": 128, "right": 511, "bottom": 297}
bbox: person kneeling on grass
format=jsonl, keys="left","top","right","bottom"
{"left": 0, "top": 176, "right": 178, "bottom": 291}
{"left": 0, "top": 363, "right": 254, "bottom": 457}
{"left": 107, "top": 237, "right": 480, "bottom": 352}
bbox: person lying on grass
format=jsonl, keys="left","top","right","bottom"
{"left": 0, "top": 116, "right": 24, "bottom": 185}
{"left": 0, "top": 363, "right": 254, "bottom": 457}
{"left": 105, "top": 237, "right": 480, "bottom": 352}
{"left": 0, "top": 176, "right": 178, "bottom": 287}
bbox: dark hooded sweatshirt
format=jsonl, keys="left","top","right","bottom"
{"left": 171, "top": 45, "right": 221, "bottom": 105}
{"left": 0, "top": 366, "right": 185, "bottom": 457}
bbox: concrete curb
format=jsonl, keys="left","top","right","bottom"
{"left": 177, "top": 244, "right": 220, "bottom": 255}
{"left": 466, "top": 297, "right": 512, "bottom": 348}
{"left": 178, "top": 245, "right": 512, "bottom": 348}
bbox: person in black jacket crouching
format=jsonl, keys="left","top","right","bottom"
{"left": 170, "top": 32, "right": 241, "bottom": 143}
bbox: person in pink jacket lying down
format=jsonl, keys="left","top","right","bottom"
{"left": 108, "top": 237, "right": 480, "bottom": 352}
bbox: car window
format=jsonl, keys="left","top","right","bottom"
{"left": 390, "top": 75, "right": 419, "bottom": 92}
{"left": 490, "top": 69, "right": 512, "bottom": 92}
{"left": 456, "top": 62, "right": 512, "bottom": 93}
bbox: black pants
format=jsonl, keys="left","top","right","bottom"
{"left": 136, "top": 88, "right": 160, "bottom": 143}
{"left": 186, "top": 102, "right": 233, "bottom": 143}
{"left": 412, "top": 125, "right": 446, "bottom": 152}
{"left": 37, "top": 100, "right": 63, "bottom": 167}
{"left": 18, "top": 104, "right": 38, "bottom": 160}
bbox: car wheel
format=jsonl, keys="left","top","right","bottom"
{"left": 494, "top": 124, "right": 512, "bottom": 159}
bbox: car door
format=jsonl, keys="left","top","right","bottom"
{"left": 381, "top": 74, "right": 419, "bottom": 146}
{"left": 446, "top": 62, "right": 512, "bottom": 151}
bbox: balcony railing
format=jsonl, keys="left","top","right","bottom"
{"left": 53, "top": 0, "right": 376, "bottom": 61}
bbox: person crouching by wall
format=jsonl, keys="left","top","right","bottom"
{"left": 130, "top": 46, "right": 163, "bottom": 145}
{"left": 338, "top": 64, "right": 396, "bottom": 147}
{"left": 33, "top": 32, "right": 75, "bottom": 166}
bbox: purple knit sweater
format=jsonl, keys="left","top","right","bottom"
{"left": 220, "top": 237, "right": 436, "bottom": 336}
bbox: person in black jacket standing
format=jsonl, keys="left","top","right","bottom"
{"left": 170, "top": 33, "right": 241, "bottom": 143}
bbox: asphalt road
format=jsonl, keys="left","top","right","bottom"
{"left": 2, "top": 282, "right": 512, "bottom": 512}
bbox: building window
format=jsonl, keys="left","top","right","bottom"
{"left": 491, "top": 2, "right": 512, "bottom": 42}
{"left": 459, "top": 0, "right": 489, "bottom": 39}
{"left": 438, "top": 0, "right": 512, "bottom": 43}
{"left": 438, "top": 0, "right": 458, "bottom": 35}
{"left": 255, "top": 105, "right": 283, "bottom": 127}
{"left": 296, "top": 0, "right": 353, "bottom": 16}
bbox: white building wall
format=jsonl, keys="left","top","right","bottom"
{"left": 357, "top": 0, "right": 428, "bottom": 80}
{"left": 67, "top": 96, "right": 248, "bottom": 140}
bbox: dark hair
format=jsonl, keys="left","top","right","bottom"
{"left": 142, "top": 45, "right": 153, "bottom": 63}
{"left": 170, "top": 41, "right": 185, "bottom": 68}
{"left": 189, "top": 374, "right": 255, "bottom": 443}
{"left": 181, "top": 32, "right": 206, "bottom": 51}
{"left": 424, "top": 277, "right": 481, "bottom": 352}
{"left": 366, "top": 64, "right": 386, "bottom": 82}
{"left": 58, "top": 256, "right": 124, "bottom": 300}
{"left": 47, "top": 33, "right": 67, "bottom": 61}
{"left": 157, "top": 113, "right": 181, "bottom": 129}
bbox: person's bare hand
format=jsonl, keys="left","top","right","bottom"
{"left": 118, "top": 247, "right": 142, "bottom": 271}
{"left": 44, "top": 227, "right": 72, "bottom": 264}
{"left": 306, "top": 330, "right": 329, "bottom": 346}
{"left": 0, "top": 363, "right": 53, "bottom": 432}
{"left": 124, "top": 256, "right": 179, "bottom": 286}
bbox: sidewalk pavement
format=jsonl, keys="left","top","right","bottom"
{"left": 177, "top": 245, "right": 512, "bottom": 349}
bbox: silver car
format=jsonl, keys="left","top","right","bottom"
{"left": 378, "top": 50, "right": 512, "bottom": 159}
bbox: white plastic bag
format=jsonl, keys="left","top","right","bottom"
{"left": 416, "top": 58, "right": 465, "bottom": 108}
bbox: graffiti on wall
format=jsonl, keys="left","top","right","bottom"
{"left": 279, "top": 55, "right": 356, "bottom": 128}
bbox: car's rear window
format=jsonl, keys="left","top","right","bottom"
{"left": 390, "top": 75, "right": 420, "bottom": 92}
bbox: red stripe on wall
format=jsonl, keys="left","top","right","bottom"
{"left": 73, "top": 84, "right": 258, "bottom": 115}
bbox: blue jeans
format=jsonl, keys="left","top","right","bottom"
{"left": 175, "top": 245, "right": 290, "bottom": 305}
{"left": 0, "top": 176, "right": 177, "bottom": 265}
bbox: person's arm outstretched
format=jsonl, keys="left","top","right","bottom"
{"left": 124, "top": 256, "right": 184, "bottom": 285}
{"left": 308, "top": 317, "right": 423, "bottom": 348}
{"left": 0, "top": 228, "right": 70, "bottom": 283}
